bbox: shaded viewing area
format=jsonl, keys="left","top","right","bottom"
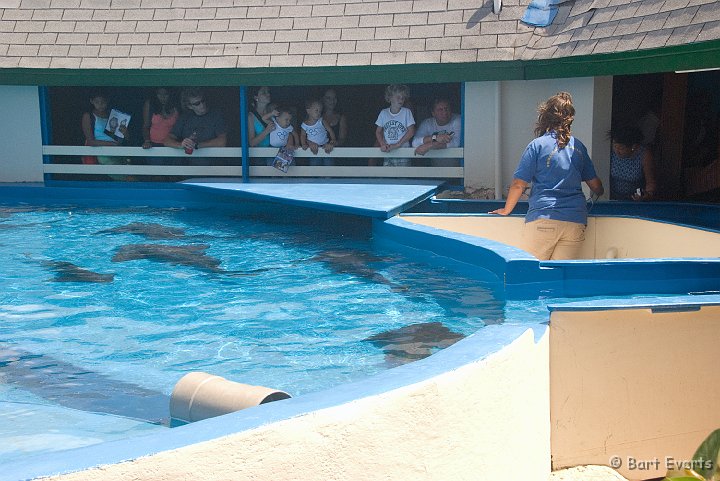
{"left": 38, "top": 69, "right": 720, "bottom": 205}
{"left": 42, "top": 83, "right": 464, "bottom": 183}
{"left": 612, "top": 70, "right": 720, "bottom": 203}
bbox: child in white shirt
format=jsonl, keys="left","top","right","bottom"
{"left": 301, "top": 98, "right": 336, "bottom": 166}
{"left": 301, "top": 98, "right": 336, "bottom": 153}
{"left": 375, "top": 84, "right": 416, "bottom": 167}
{"left": 269, "top": 106, "right": 297, "bottom": 149}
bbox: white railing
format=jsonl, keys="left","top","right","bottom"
{"left": 41, "top": 146, "right": 464, "bottom": 179}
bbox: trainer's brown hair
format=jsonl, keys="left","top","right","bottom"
{"left": 534, "top": 91, "right": 575, "bottom": 149}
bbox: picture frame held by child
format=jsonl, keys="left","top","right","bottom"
{"left": 272, "top": 147, "right": 295, "bottom": 173}
{"left": 104, "top": 109, "right": 131, "bottom": 139}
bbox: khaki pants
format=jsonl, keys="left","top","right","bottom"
{"left": 522, "top": 219, "right": 586, "bottom": 261}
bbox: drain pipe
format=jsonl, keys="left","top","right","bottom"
{"left": 170, "top": 372, "right": 291, "bottom": 425}
{"left": 494, "top": 82, "right": 503, "bottom": 200}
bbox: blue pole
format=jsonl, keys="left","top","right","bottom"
{"left": 38, "top": 86, "right": 52, "bottom": 184}
{"left": 240, "top": 86, "right": 249, "bottom": 182}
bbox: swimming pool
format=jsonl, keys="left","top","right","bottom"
{"left": 3, "top": 184, "right": 719, "bottom": 481}
{"left": 1, "top": 203, "right": 524, "bottom": 462}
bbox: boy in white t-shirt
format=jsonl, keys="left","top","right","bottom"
{"left": 375, "top": 84, "right": 416, "bottom": 167}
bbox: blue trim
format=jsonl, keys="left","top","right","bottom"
{"left": 240, "top": 85, "right": 249, "bottom": 182}
{"left": 547, "top": 294, "right": 720, "bottom": 312}
{"left": 0, "top": 182, "right": 212, "bottom": 208}
{"left": 38, "top": 86, "right": 52, "bottom": 184}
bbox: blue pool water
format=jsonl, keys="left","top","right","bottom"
{"left": 0, "top": 204, "right": 686, "bottom": 464}
{"left": 1, "top": 204, "right": 532, "bottom": 463}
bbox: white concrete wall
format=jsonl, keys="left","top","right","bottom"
{"left": 0, "top": 86, "right": 44, "bottom": 183}
{"left": 550, "top": 305, "right": 720, "bottom": 479}
{"left": 500, "top": 78, "right": 599, "bottom": 196}
{"left": 45, "top": 329, "right": 551, "bottom": 481}
{"left": 590, "top": 77, "right": 613, "bottom": 195}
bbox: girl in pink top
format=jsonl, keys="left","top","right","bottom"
{"left": 142, "top": 88, "right": 179, "bottom": 169}
{"left": 142, "top": 88, "right": 179, "bottom": 149}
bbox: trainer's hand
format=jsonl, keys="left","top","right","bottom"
{"left": 489, "top": 207, "right": 512, "bottom": 215}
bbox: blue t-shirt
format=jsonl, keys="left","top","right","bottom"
{"left": 513, "top": 132, "right": 598, "bottom": 225}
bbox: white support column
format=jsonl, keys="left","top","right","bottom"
{"left": 590, "top": 76, "right": 613, "bottom": 199}
{"left": 463, "top": 81, "right": 500, "bottom": 193}
{"left": 0, "top": 86, "right": 44, "bottom": 182}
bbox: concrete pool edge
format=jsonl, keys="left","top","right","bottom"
{"left": 181, "top": 180, "right": 444, "bottom": 219}
{"left": 12, "top": 293, "right": 720, "bottom": 481}
{"left": 1, "top": 323, "right": 545, "bottom": 481}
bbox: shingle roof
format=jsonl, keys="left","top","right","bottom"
{"left": 0, "top": 0, "right": 717, "bottom": 70}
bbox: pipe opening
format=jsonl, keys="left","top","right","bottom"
{"left": 169, "top": 371, "right": 291, "bottom": 425}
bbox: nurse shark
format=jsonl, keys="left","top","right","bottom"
{"left": 42, "top": 260, "right": 115, "bottom": 283}
{"left": 310, "top": 249, "right": 406, "bottom": 290}
{"left": 112, "top": 243, "right": 268, "bottom": 276}
{"left": 0, "top": 345, "right": 169, "bottom": 424}
{"left": 365, "top": 321, "right": 465, "bottom": 366}
{"left": 97, "top": 222, "right": 186, "bottom": 240}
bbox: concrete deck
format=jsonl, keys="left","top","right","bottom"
{"left": 181, "top": 179, "right": 444, "bottom": 219}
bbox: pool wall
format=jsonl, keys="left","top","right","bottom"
{"left": 408, "top": 198, "right": 720, "bottom": 232}
{"left": 400, "top": 214, "right": 720, "bottom": 259}
{"left": 1, "top": 184, "right": 551, "bottom": 481}
{"left": 549, "top": 298, "right": 720, "bottom": 480}
{"left": 376, "top": 216, "right": 720, "bottom": 298}
{"left": 24, "top": 295, "right": 720, "bottom": 481}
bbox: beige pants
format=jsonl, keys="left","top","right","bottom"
{"left": 522, "top": 219, "right": 586, "bottom": 261}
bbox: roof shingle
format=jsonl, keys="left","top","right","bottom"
{"left": 0, "top": 0, "right": 715, "bottom": 71}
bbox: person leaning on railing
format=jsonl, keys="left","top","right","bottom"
{"left": 608, "top": 123, "right": 657, "bottom": 201}
{"left": 164, "top": 88, "right": 227, "bottom": 166}
{"left": 375, "top": 84, "right": 416, "bottom": 167}
{"left": 412, "top": 97, "right": 462, "bottom": 167}
{"left": 81, "top": 89, "right": 131, "bottom": 181}
{"left": 141, "top": 87, "right": 179, "bottom": 166}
